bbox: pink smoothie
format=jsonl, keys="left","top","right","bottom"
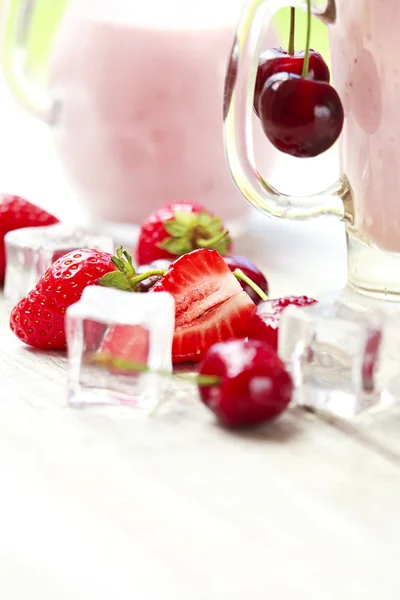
{"left": 330, "top": 0, "right": 400, "bottom": 253}
{"left": 49, "top": 0, "right": 275, "bottom": 225}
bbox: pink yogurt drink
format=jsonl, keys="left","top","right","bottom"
{"left": 330, "top": 0, "right": 400, "bottom": 254}
{"left": 49, "top": 0, "right": 277, "bottom": 227}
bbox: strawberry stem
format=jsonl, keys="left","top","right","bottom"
{"left": 86, "top": 353, "right": 220, "bottom": 386}
{"left": 301, "top": 0, "right": 312, "bottom": 78}
{"left": 99, "top": 246, "right": 167, "bottom": 291}
{"left": 197, "top": 229, "right": 230, "bottom": 250}
{"left": 288, "top": 7, "right": 296, "bottom": 56}
{"left": 234, "top": 268, "right": 268, "bottom": 301}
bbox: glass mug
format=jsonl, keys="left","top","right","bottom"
{"left": 0, "top": 0, "right": 276, "bottom": 229}
{"left": 224, "top": 0, "right": 400, "bottom": 300}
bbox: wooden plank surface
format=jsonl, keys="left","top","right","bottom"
{"left": 2, "top": 292, "right": 400, "bottom": 600}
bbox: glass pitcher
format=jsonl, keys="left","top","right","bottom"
{"left": 224, "top": 0, "right": 400, "bottom": 300}
{"left": 0, "top": 0, "right": 276, "bottom": 230}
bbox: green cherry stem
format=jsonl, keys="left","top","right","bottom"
{"left": 177, "top": 373, "right": 220, "bottom": 386}
{"left": 233, "top": 268, "right": 268, "bottom": 301}
{"left": 288, "top": 7, "right": 296, "bottom": 56}
{"left": 129, "top": 269, "right": 167, "bottom": 286}
{"left": 301, "top": 0, "right": 312, "bottom": 78}
{"left": 86, "top": 353, "right": 220, "bottom": 387}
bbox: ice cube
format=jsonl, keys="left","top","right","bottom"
{"left": 4, "top": 223, "right": 114, "bottom": 304}
{"left": 278, "top": 301, "right": 399, "bottom": 420}
{"left": 377, "top": 313, "right": 400, "bottom": 406}
{"left": 66, "top": 286, "right": 175, "bottom": 410}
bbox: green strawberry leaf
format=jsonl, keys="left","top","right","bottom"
{"left": 163, "top": 220, "right": 188, "bottom": 238}
{"left": 111, "top": 256, "right": 125, "bottom": 272}
{"left": 122, "top": 249, "right": 133, "bottom": 265}
{"left": 111, "top": 246, "right": 136, "bottom": 277}
{"left": 115, "top": 246, "right": 124, "bottom": 260}
{"left": 207, "top": 218, "right": 224, "bottom": 237}
{"left": 173, "top": 211, "right": 198, "bottom": 229}
{"left": 195, "top": 213, "right": 224, "bottom": 237}
{"left": 197, "top": 229, "right": 231, "bottom": 255}
{"left": 159, "top": 236, "right": 193, "bottom": 255}
{"left": 214, "top": 236, "right": 231, "bottom": 255}
{"left": 97, "top": 271, "right": 133, "bottom": 291}
{"left": 196, "top": 211, "right": 214, "bottom": 228}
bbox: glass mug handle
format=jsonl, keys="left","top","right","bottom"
{"left": 223, "top": 0, "right": 354, "bottom": 223}
{"left": 0, "top": 0, "right": 56, "bottom": 124}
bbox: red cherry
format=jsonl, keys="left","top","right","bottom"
{"left": 247, "top": 296, "right": 317, "bottom": 352}
{"left": 223, "top": 254, "right": 269, "bottom": 305}
{"left": 254, "top": 48, "right": 330, "bottom": 116}
{"left": 198, "top": 339, "right": 293, "bottom": 428}
{"left": 258, "top": 73, "right": 344, "bottom": 158}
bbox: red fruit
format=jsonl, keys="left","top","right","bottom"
{"left": 10, "top": 249, "right": 116, "bottom": 349}
{"left": 136, "top": 200, "right": 232, "bottom": 266}
{"left": 100, "top": 325, "right": 150, "bottom": 374}
{"left": 83, "top": 320, "right": 108, "bottom": 353}
{"left": 254, "top": 48, "right": 330, "bottom": 116}
{"left": 247, "top": 296, "right": 317, "bottom": 352}
{"left": 362, "top": 331, "right": 381, "bottom": 392}
{"left": 151, "top": 248, "right": 255, "bottom": 363}
{"left": 101, "top": 325, "right": 149, "bottom": 363}
{"left": 258, "top": 73, "right": 344, "bottom": 158}
{"left": 0, "top": 195, "right": 59, "bottom": 282}
{"left": 198, "top": 339, "right": 293, "bottom": 428}
{"left": 223, "top": 254, "right": 269, "bottom": 305}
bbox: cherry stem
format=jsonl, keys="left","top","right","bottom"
{"left": 233, "top": 268, "right": 268, "bottom": 301}
{"left": 178, "top": 373, "right": 220, "bottom": 386}
{"left": 197, "top": 229, "right": 230, "bottom": 249}
{"left": 301, "top": 0, "right": 312, "bottom": 78}
{"left": 129, "top": 269, "right": 167, "bottom": 286}
{"left": 288, "top": 7, "right": 296, "bottom": 56}
{"left": 86, "top": 353, "right": 221, "bottom": 387}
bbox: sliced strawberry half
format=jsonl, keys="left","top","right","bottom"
{"left": 151, "top": 248, "right": 255, "bottom": 363}
{"left": 152, "top": 248, "right": 243, "bottom": 323}
{"left": 172, "top": 291, "right": 255, "bottom": 363}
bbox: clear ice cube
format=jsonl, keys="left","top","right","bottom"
{"left": 4, "top": 223, "right": 114, "bottom": 304}
{"left": 278, "top": 301, "right": 400, "bottom": 420}
{"left": 66, "top": 286, "right": 175, "bottom": 410}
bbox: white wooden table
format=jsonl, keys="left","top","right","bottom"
{"left": 2, "top": 80, "right": 400, "bottom": 600}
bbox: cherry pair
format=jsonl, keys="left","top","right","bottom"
{"left": 253, "top": 7, "right": 344, "bottom": 158}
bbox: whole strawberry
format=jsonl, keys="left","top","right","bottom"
{"left": 0, "top": 195, "right": 59, "bottom": 282}
{"left": 10, "top": 249, "right": 116, "bottom": 349}
{"left": 136, "top": 200, "right": 232, "bottom": 266}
